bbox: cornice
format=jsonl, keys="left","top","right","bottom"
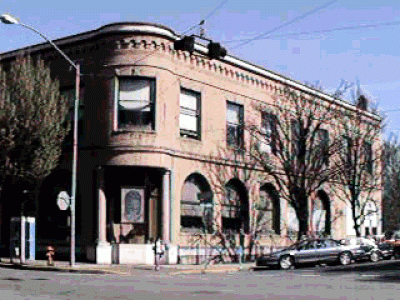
{"left": 0, "top": 21, "right": 380, "bottom": 121}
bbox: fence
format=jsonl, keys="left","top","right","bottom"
{"left": 177, "top": 244, "right": 285, "bottom": 265}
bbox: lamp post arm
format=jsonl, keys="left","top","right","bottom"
{"left": 18, "top": 22, "right": 78, "bottom": 70}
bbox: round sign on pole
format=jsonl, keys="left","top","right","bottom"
{"left": 57, "top": 191, "right": 70, "bottom": 211}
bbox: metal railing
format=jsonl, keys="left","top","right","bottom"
{"left": 177, "top": 244, "right": 285, "bottom": 265}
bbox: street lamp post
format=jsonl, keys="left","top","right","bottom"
{"left": 1, "top": 13, "right": 79, "bottom": 266}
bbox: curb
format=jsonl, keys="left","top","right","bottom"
{"left": 0, "top": 262, "right": 111, "bottom": 274}
{"left": 0, "top": 261, "right": 255, "bottom": 275}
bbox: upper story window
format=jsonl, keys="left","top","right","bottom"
{"left": 117, "top": 77, "right": 155, "bottom": 130}
{"left": 341, "top": 135, "right": 352, "bottom": 164}
{"left": 364, "top": 141, "right": 373, "bottom": 173}
{"left": 316, "top": 129, "right": 329, "bottom": 166}
{"left": 261, "top": 112, "right": 278, "bottom": 154}
{"left": 291, "top": 119, "right": 301, "bottom": 156}
{"left": 61, "top": 86, "right": 85, "bottom": 147}
{"left": 226, "top": 102, "right": 244, "bottom": 149}
{"left": 61, "top": 86, "right": 85, "bottom": 122}
{"left": 180, "top": 88, "right": 201, "bottom": 139}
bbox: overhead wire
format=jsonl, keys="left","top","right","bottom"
{"left": 224, "top": 20, "right": 400, "bottom": 44}
{"left": 181, "top": 0, "right": 229, "bottom": 36}
{"left": 230, "top": 0, "right": 337, "bottom": 50}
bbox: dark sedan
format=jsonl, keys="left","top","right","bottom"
{"left": 377, "top": 242, "right": 394, "bottom": 260}
{"left": 256, "top": 239, "right": 352, "bottom": 270}
{"left": 340, "top": 238, "right": 381, "bottom": 262}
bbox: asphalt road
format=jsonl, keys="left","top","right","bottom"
{"left": 1, "top": 260, "right": 400, "bottom": 300}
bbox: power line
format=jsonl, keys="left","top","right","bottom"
{"left": 231, "top": 0, "right": 337, "bottom": 50}
{"left": 224, "top": 20, "right": 400, "bottom": 43}
{"left": 181, "top": 0, "right": 229, "bottom": 36}
{"left": 383, "top": 109, "right": 400, "bottom": 112}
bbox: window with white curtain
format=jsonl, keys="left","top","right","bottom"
{"left": 118, "top": 77, "right": 155, "bottom": 130}
{"left": 180, "top": 88, "right": 201, "bottom": 139}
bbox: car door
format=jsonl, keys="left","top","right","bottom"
{"left": 316, "top": 239, "right": 341, "bottom": 263}
{"left": 295, "top": 241, "right": 318, "bottom": 264}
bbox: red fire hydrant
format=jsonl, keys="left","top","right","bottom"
{"left": 46, "top": 245, "right": 55, "bottom": 266}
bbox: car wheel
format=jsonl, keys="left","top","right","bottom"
{"left": 279, "top": 255, "right": 294, "bottom": 270}
{"left": 370, "top": 251, "right": 380, "bottom": 262}
{"left": 339, "top": 252, "right": 352, "bottom": 266}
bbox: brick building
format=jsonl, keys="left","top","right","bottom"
{"left": 0, "top": 22, "right": 382, "bottom": 264}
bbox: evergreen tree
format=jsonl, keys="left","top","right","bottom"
{"left": 0, "top": 56, "right": 69, "bottom": 215}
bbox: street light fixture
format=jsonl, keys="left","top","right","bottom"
{"left": 1, "top": 13, "right": 80, "bottom": 266}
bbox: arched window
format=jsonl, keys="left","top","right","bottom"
{"left": 259, "top": 184, "right": 280, "bottom": 235}
{"left": 314, "top": 190, "right": 331, "bottom": 236}
{"left": 180, "top": 173, "right": 213, "bottom": 232}
{"left": 222, "top": 179, "right": 249, "bottom": 234}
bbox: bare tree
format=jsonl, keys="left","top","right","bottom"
{"left": 333, "top": 93, "right": 383, "bottom": 237}
{"left": 248, "top": 85, "right": 342, "bottom": 240}
{"left": 382, "top": 137, "right": 400, "bottom": 231}
{"left": 182, "top": 145, "right": 287, "bottom": 264}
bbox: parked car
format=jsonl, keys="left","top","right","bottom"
{"left": 377, "top": 241, "right": 394, "bottom": 260}
{"left": 255, "top": 238, "right": 353, "bottom": 270}
{"left": 381, "top": 230, "right": 400, "bottom": 258}
{"left": 340, "top": 237, "right": 381, "bottom": 262}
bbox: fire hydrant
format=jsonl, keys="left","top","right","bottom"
{"left": 46, "top": 245, "right": 55, "bottom": 266}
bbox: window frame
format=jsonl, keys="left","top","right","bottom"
{"left": 60, "top": 85, "right": 85, "bottom": 147}
{"left": 291, "top": 119, "right": 301, "bottom": 156}
{"left": 116, "top": 76, "right": 156, "bottom": 131}
{"left": 180, "top": 175, "right": 213, "bottom": 233}
{"left": 226, "top": 101, "right": 244, "bottom": 150}
{"left": 364, "top": 141, "right": 373, "bottom": 173}
{"left": 179, "top": 88, "right": 201, "bottom": 139}
{"left": 258, "top": 185, "right": 281, "bottom": 235}
{"left": 261, "top": 112, "right": 278, "bottom": 154}
{"left": 221, "top": 184, "right": 242, "bottom": 234}
{"left": 316, "top": 128, "right": 329, "bottom": 166}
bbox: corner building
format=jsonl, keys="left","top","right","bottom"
{"left": 0, "top": 22, "right": 382, "bottom": 264}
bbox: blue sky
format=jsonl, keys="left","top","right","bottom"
{"left": 1, "top": 0, "right": 400, "bottom": 140}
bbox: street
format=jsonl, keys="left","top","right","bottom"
{"left": 1, "top": 260, "right": 400, "bottom": 299}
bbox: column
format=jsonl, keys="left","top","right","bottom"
{"left": 97, "top": 166, "right": 107, "bottom": 245}
{"left": 161, "top": 169, "right": 178, "bottom": 264}
{"left": 96, "top": 166, "right": 112, "bottom": 264}
{"left": 98, "top": 188, "right": 107, "bottom": 245}
{"left": 161, "top": 170, "right": 171, "bottom": 242}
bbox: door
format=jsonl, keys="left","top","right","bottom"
{"left": 316, "top": 239, "right": 341, "bottom": 263}
{"left": 295, "top": 241, "right": 318, "bottom": 264}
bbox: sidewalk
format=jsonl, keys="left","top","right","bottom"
{"left": 0, "top": 258, "right": 255, "bottom": 275}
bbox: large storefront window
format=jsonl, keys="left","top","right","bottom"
{"left": 259, "top": 184, "right": 280, "bottom": 235}
{"left": 222, "top": 179, "right": 249, "bottom": 234}
{"left": 180, "top": 173, "right": 213, "bottom": 233}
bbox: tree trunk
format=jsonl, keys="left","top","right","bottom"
{"left": 296, "top": 202, "right": 309, "bottom": 240}
{"left": 351, "top": 203, "right": 361, "bottom": 237}
{"left": 298, "top": 217, "right": 309, "bottom": 240}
